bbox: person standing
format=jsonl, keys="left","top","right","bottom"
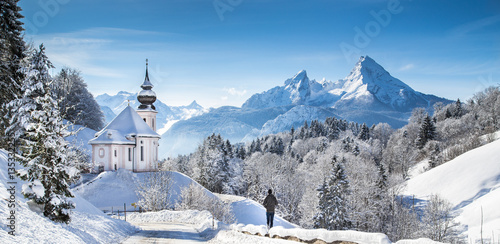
{"left": 263, "top": 189, "right": 278, "bottom": 228}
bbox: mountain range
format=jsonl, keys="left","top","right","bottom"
{"left": 95, "top": 91, "right": 207, "bottom": 134}
{"left": 96, "top": 56, "right": 451, "bottom": 157}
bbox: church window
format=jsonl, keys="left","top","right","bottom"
{"left": 152, "top": 119, "right": 154, "bottom": 129}
{"left": 141, "top": 146, "right": 144, "bottom": 161}
{"left": 99, "top": 148, "right": 105, "bottom": 158}
{"left": 114, "top": 149, "right": 117, "bottom": 157}
{"left": 128, "top": 148, "right": 131, "bottom": 161}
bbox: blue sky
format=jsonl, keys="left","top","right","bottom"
{"left": 20, "top": 0, "right": 500, "bottom": 108}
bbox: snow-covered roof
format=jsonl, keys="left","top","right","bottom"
{"left": 89, "top": 105, "right": 160, "bottom": 145}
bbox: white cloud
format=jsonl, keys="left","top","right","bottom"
{"left": 399, "top": 63, "right": 415, "bottom": 71}
{"left": 223, "top": 87, "right": 247, "bottom": 96}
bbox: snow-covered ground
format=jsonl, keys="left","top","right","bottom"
{"left": 0, "top": 149, "right": 137, "bottom": 243}
{"left": 404, "top": 137, "right": 500, "bottom": 242}
{"left": 74, "top": 169, "right": 296, "bottom": 228}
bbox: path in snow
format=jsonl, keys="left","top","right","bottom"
{"left": 122, "top": 222, "right": 206, "bottom": 244}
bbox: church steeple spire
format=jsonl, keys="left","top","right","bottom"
{"left": 137, "top": 59, "right": 157, "bottom": 110}
{"left": 141, "top": 58, "right": 153, "bottom": 89}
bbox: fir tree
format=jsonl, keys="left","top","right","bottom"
{"left": 0, "top": 0, "right": 26, "bottom": 146}
{"left": 452, "top": 98, "right": 463, "bottom": 118}
{"left": 358, "top": 123, "right": 370, "bottom": 141}
{"left": 7, "top": 44, "right": 80, "bottom": 223}
{"left": 416, "top": 115, "right": 436, "bottom": 149}
{"left": 313, "top": 158, "right": 351, "bottom": 230}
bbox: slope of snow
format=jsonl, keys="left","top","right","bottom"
{"left": 404, "top": 138, "right": 500, "bottom": 242}
{"left": 74, "top": 169, "right": 297, "bottom": 229}
{"left": 0, "top": 149, "right": 136, "bottom": 243}
{"left": 73, "top": 170, "right": 208, "bottom": 211}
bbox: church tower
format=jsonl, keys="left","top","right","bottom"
{"left": 136, "top": 59, "right": 158, "bottom": 132}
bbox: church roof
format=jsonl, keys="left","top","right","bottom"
{"left": 89, "top": 105, "right": 160, "bottom": 145}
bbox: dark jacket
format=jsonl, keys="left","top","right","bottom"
{"left": 263, "top": 193, "right": 278, "bottom": 213}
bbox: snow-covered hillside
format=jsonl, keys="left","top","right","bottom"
{"left": 73, "top": 169, "right": 295, "bottom": 228}
{"left": 404, "top": 137, "right": 500, "bottom": 242}
{"left": 0, "top": 149, "right": 136, "bottom": 243}
{"left": 161, "top": 56, "right": 451, "bottom": 157}
{"left": 95, "top": 91, "right": 206, "bottom": 134}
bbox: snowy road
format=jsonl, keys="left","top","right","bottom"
{"left": 122, "top": 222, "right": 206, "bottom": 243}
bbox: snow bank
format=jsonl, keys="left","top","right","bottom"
{"left": 232, "top": 224, "right": 447, "bottom": 244}
{"left": 232, "top": 224, "right": 391, "bottom": 244}
{"left": 395, "top": 239, "right": 444, "bottom": 244}
{"left": 404, "top": 138, "right": 500, "bottom": 242}
{"left": 0, "top": 149, "right": 137, "bottom": 243}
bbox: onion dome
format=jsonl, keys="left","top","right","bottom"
{"left": 137, "top": 59, "right": 157, "bottom": 110}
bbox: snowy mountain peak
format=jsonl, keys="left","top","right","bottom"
{"left": 345, "top": 55, "right": 410, "bottom": 89}
{"left": 242, "top": 56, "right": 449, "bottom": 112}
{"left": 284, "top": 70, "right": 311, "bottom": 103}
{"left": 186, "top": 100, "right": 203, "bottom": 109}
{"left": 285, "top": 70, "right": 309, "bottom": 90}
{"left": 116, "top": 91, "right": 134, "bottom": 97}
{"left": 334, "top": 56, "right": 431, "bottom": 111}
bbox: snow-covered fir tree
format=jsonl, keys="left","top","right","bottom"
{"left": 313, "top": 157, "right": 351, "bottom": 230}
{"left": 7, "top": 44, "right": 80, "bottom": 223}
{"left": 0, "top": 0, "right": 26, "bottom": 146}
{"left": 194, "top": 134, "right": 230, "bottom": 193}
{"left": 51, "top": 67, "right": 104, "bottom": 131}
{"left": 358, "top": 123, "right": 370, "bottom": 141}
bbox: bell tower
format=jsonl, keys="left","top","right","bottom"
{"left": 136, "top": 59, "right": 158, "bottom": 132}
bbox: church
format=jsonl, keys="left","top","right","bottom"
{"left": 89, "top": 61, "right": 160, "bottom": 172}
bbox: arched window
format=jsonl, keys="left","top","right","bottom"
{"left": 99, "top": 148, "right": 105, "bottom": 158}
